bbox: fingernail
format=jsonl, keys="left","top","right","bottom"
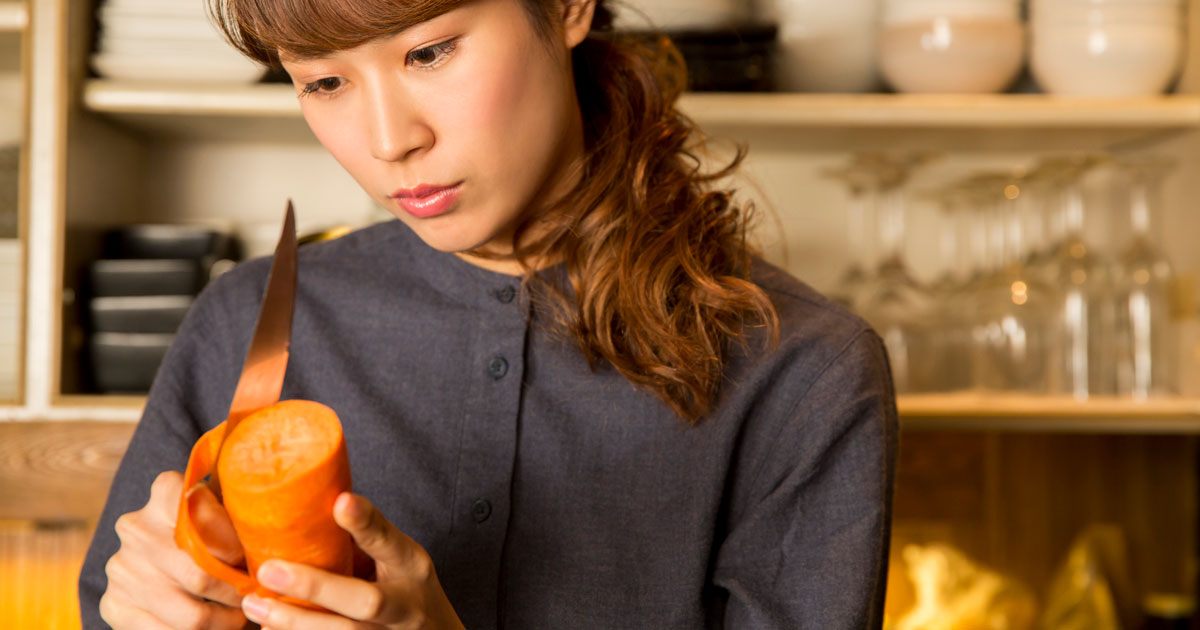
{"left": 258, "top": 562, "right": 292, "bottom": 589}
{"left": 336, "top": 492, "right": 361, "bottom": 519}
{"left": 242, "top": 594, "right": 270, "bottom": 622}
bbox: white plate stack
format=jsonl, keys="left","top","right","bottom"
{"left": 91, "top": 0, "right": 267, "bottom": 83}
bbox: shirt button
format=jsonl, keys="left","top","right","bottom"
{"left": 496, "top": 286, "right": 516, "bottom": 304}
{"left": 488, "top": 356, "right": 509, "bottom": 379}
{"left": 471, "top": 499, "right": 492, "bottom": 523}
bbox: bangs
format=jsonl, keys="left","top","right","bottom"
{"left": 208, "top": 0, "right": 474, "bottom": 66}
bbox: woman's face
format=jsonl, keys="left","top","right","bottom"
{"left": 280, "top": 0, "right": 594, "bottom": 272}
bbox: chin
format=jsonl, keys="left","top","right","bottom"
{"left": 410, "top": 223, "right": 498, "bottom": 255}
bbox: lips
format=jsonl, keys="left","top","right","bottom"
{"left": 390, "top": 182, "right": 463, "bottom": 220}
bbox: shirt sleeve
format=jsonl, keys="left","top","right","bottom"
{"left": 77, "top": 273, "right": 245, "bottom": 630}
{"left": 713, "top": 329, "right": 899, "bottom": 629}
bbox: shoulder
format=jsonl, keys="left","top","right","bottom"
{"left": 714, "top": 257, "right": 893, "bottom": 453}
{"left": 718, "top": 259, "right": 896, "bottom": 506}
{"left": 745, "top": 257, "right": 885, "bottom": 383}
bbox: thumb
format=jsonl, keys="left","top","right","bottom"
{"left": 333, "top": 492, "right": 420, "bottom": 573}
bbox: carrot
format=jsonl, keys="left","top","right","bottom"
{"left": 175, "top": 399, "right": 353, "bottom": 608}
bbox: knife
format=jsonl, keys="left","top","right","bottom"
{"left": 208, "top": 200, "right": 298, "bottom": 500}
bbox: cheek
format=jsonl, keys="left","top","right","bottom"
{"left": 307, "top": 111, "right": 377, "bottom": 190}
{"left": 438, "top": 42, "right": 564, "bottom": 175}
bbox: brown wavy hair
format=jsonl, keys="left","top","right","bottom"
{"left": 208, "top": 0, "right": 779, "bottom": 423}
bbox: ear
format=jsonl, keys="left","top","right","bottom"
{"left": 561, "top": 0, "right": 595, "bottom": 49}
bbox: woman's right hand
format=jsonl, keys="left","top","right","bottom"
{"left": 99, "top": 470, "right": 250, "bottom": 630}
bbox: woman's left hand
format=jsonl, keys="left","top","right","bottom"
{"left": 240, "top": 493, "right": 465, "bottom": 630}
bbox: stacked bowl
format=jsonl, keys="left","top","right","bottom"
{"left": 758, "top": 0, "right": 881, "bottom": 92}
{"left": 91, "top": 0, "right": 266, "bottom": 83}
{"left": 1030, "top": 0, "right": 1186, "bottom": 96}
{"left": 612, "top": 0, "right": 745, "bottom": 31}
{"left": 878, "top": 0, "right": 1025, "bottom": 93}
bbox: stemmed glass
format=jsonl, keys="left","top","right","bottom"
{"left": 964, "top": 171, "right": 1059, "bottom": 393}
{"left": 923, "top": 181, "right": 978, "bottom": 391}
{"left": 1111, "top": 156, "right": 1178, "bottom": 399}
{"left": 851, "top": 153, "right": 937, "bottom": 393}
{"left": 1035, "top": 155, "right": 1117, "bottom": 399}
{"left": 823, "top": 159, "right": 878, "bottom": 311}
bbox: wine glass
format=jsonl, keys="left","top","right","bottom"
{"left": 852, "top": 153, "right": 938, "bottom": 393}
{"left": 822, "top": 159, "right": 878, "bottom": 312}
{"left": 1035, "top": 155, "right": 1118, "bottom": 399}
{"left": 1111, "top": 155, "right": 1178, "bottom": 399}
{"left": 963, "top": 171, "right": 1060, "bottom": 394}
{"left": 920, "top": 180, "right": 979, "bottom": 391}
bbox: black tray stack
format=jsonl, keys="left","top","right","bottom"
{"left": 84, "top": 225, "right": 239, "bottom": 393}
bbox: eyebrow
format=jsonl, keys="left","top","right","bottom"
{"left": 280, "top": 50, "right": 335, "bottom": 63}
{"left": 279, "top": 28, "right": 420, "bottom": 65}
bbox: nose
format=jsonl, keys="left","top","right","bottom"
{"left": 365, "top": 80, "right": 434, "bottom": 162}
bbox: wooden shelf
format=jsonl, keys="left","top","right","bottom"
{"left": 0, "top": 2, "right": 27, "bottom": 33}
{"left": 11, "top": 393, "right": 1200, "bottom": 433}
{"left": 81, "top": 81, "right": 1200, "bottom": 150}
{"left": 901, "top": 393, "right": 1200, "bottom": 433}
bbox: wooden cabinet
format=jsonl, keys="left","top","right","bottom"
{"left": 6, "top": 0, "right": 1200, "bottom": 625}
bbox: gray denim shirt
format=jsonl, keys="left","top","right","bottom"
{"left": 79, "top": 218, "right": 898, "bottom": 629}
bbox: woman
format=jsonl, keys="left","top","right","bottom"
{"left": 79, "top": 0, "right": 898, "bottom": 628}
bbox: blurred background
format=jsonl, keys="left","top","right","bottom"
{"left": 6, "top": 0, "right": 1200, "bottom": 627}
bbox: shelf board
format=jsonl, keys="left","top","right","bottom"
{"left": 82, "top": 80, "right": 1200, "bottom": 149}
{"left": 8, "top": 393, "right": 1200, "bottom": 433}
{"left": 0, "top": 2, "right": 27, "bottom": 33}
{"left": 900, "top": 393, "right": 1200, "bottom": 433}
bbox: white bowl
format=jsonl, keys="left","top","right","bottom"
{"left": 613, "top": 0, "right": 744, "bottom": 30}
{"left": 1032, "top": 3, "right": 1182, "bottom": 23}
{"left": 1030, "top": 22, "right": 1183, "bottom": 95}
{"left": 879, "top": 16, "right": 1025, "bottom": 92}
{"left": 763, "top": 0, "right": 877, "bottom": 26}
{"left": 775, "top": 25, "right": 880, "bottom": 92}
{"left": 1034, "top": 0, "right": 1180, "bottom": 5}
{"left": 883, "top": 0, "right": 1020, "bottom": 25}
{"left": 91, "top": 52, "right": 267, "bottom": 83}
{"left": 762, "top": 0, "right": 881, "bottom": 92}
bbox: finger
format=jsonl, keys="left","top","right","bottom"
{"left": 333, "top": 493, "right": 423, "bottom": 573}
{"left": 189, "top": 483, "right": 246, "bottom": 566}
{"left": 159, "top": 545, "right": 245, "bottom": 606}
{"left": 134, "top": 508, "right": 243, "bottom": 606}
{"left": 99, "top": 591, "right": 174, "bottom": 630}
{"left": 256, "top": 559, "right": 417, "bottom": 622}
{"left": 147, "top": 470, "right": 185, "bottom": 526}
{"left": 112, "top": 503, "right": 242, "bottom": 607}
{"left": 145, "top": 586, "right": 248, "bottom": 630}
{"left": 242, "top": 592, "right": 368, "bottom": 630}
{"left": 119, "top": 544, "right": 247, "bottom": 628}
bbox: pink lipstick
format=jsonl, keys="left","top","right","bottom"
{"left": 391, "top": 182, "right": 463, "bottom": 219}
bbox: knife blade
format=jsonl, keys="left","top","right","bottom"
{"left": 208, "top": 200, "right": 298, "bottom": 500}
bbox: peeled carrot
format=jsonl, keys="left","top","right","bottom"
{"left": 175, "top": 399, "right": 353, "bottom": 608}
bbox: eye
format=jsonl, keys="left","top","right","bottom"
{"left": 406, "top": 39, "right": 458, "bottom": 69}
{"left": 299, "top": 77, "right": 343, "bottom": 99}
